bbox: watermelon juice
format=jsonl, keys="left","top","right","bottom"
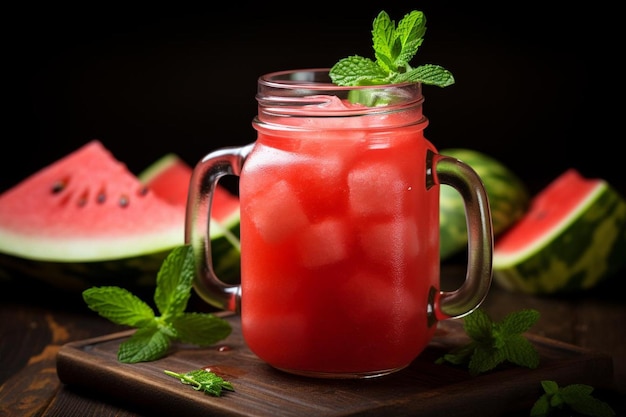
{"left": 187, "top": 69, "right": 493, "bottom": 378}
{"left": 239, "top": 116, "right": 439, "bottom": 376}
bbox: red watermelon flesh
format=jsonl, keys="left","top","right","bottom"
{"left": 494, "top": 169, "right": 600, "bottom": 254}
{"left": 138, "top": 153, "right": 239, "bottom": 221}
{"left": 138, "top": 152, "right": 242, "bottom": 286}
{"left": 493, "top": 168, "right": 626, "bottom": 294}
{"left": 139, "top": 153, "right": 192, "bottom": 207}
{"left": 211, "top": 183, "right": 240, "bottom": 222}
{"left": 0, "top": 140, "right": 185, "bottom": 262}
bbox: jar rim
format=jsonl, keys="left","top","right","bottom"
{"left": 256, "top": 68, "right": 424, "bottom": 117}
{"left": 258, "top": 68, "right": 418, "bottom": 91}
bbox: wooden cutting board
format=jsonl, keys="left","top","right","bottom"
{"left": 56, "top": 312, "right": 614, "bottom": 417}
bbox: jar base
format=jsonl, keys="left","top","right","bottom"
{"left": 272, "top": 365, "right": 408, "bottom": 379}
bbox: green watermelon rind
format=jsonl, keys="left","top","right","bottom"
{"left": 0, "top": 147, "right": 242, "bottom": 292}
{"left": 0, "top": 210, "right": 241, "bottom": 291}
{"left": 493, "top": 182, "right": 626, "bottom": 294}
{"left": 0, "top": 227, "right": 183, "bottom": 262}
{"left": 138, "top": 152, "right": 242, "bottom": 287}
{"left": 138, "top": 152, "right": 241, "bottom": 286}
{"left": 137, "top": 153, "right": 181, "bottom": 184}
{"left": 439, "top": 148, "right": 530, "bottom": 260}
{"left": 0, "top": 249, "right": 170, "bottom": 291}
{"left": 209, "top": 215, "right": 241, "bottom": 285}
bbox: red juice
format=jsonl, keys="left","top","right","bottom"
{"left": 238, "top": 98, "right": 440, "bottom": 376}
{"left": 187, "top": 69, "right": 492, "bottom": 379}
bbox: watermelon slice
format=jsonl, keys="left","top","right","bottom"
{"left": 0, "top": 140, "right": 185, "bottom": 261}
{"left": 0, "top": 141, "right": 240, "bottom": 290}
{"left": 138, "top": 152, "right": 240, "bottom": 222}
{"left": 138, "top": 153, "right": 193, "bottom": 207}
{"left": 138, "top": 153, "right": 241, "bottom": 285}
{"left": 493, "top": 169, "right": 626, "bottom": 294}
{"left": 439, "top": 148, "right": 530, "bottom": 260}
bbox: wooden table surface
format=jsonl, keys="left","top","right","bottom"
{"left": 1, "top": 264, "right": 625, "bottom": 417}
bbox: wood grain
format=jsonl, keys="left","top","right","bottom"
{"left": 56, "top": 313, "right": 614, "bottom": 417}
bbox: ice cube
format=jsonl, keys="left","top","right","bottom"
{"left": 305, "top": 95, "right": 349, "bottom": 110}
{"left": 246, "top": 180, "right": 308, "bottom": 243}
{"left": 242, "top": 147, "right": 305, "bottom": 197}
{"left": 298, "top": 218, "right": 348, "bottom": 268}
{"left": 359, "top": 217, "right": 420, "bottom": 265}
{"left": 348, "top": 162, "right": 405, "bottom": 216}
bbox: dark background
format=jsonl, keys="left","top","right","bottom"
{"left": 3, "top": 1, "right": 621, "bottom": 196}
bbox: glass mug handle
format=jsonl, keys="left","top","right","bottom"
{"left": 186, "top": 146, "right": 493, "bottom": 319}
{"left": 429, "top": 150, "right": 493, "bottom": 320}
{"left": 186, "top": 143, "right": 254, "bottom": 313}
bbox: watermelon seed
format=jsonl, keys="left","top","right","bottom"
{"left": 97, "top": 189, "right": 106, "bottom": 204}
{"left": 51, "top": 178, "right": 69, "bottom": 194}
{"left": 77, "top": 190, "right": 89, "bottom": 207}
{"left": 138, "top": 186, "right": 149, "bottom": 196}
{"left": 119, "top": 195, "right": 130, "bottom": 207}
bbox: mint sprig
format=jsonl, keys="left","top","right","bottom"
{"left": 530, "top": 380, "right": 616, "bottom": 417}
{"left": 83, "top": 244, "right": 232, "bottom": 363}
{"left": 436, "top": 308, "right": 541, "bottom": 375}
{"left": 329, "top": 10, "right": 455, "bottom": 91}
{"left": 164, "top": 369, "right": 234, "bottom": 397}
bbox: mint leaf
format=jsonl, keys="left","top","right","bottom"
{"left": 329, "top": 56, "right": 389, "bottom": 86}
{"left": 172, "top": 312, "right": 232, "bottom": 346}
{"left": 468, "top": 343, "right": 505, "bottom": 375}
{"left": 372, "top": 9, "right": 425, "bottom": 73}
{"left": 530, "top": 393, "right": 551, "bottom": 416}
{"left": 436, "top": 308, "right": 540, "bottom": 375}
{"left": 462, "top": 307, "right": 493, "bottom": 343}
{"left": 154, "top": 244, "right": 195, "bottom": 319}
{"left": 164, "top": 369, "right": 234, "bottom": 397}
{"left": 83, "top": 286, "right": 155, "bottom": 327}
{"left": 118, "top": 326, "right": 172, "bottom": 363}
{"left": 330, "top": 10, "right": 454, "bottom": 92}
{"left": 500, "top": 308, "right": 540, "bottom": 334}
{"left": 542, "top": 380, "right": 560, "bottom": 395}
{"left": 435, "top": 342, "right": 475, "bottom": 366}
{"left": 393, "top": 64, "right": 455, "bottom": 87}
{"left": 503, "top": 334, "right": 540, "bottom": 368}
{"left": 82, "top": 244, "right": 232, "bottom": 364}
{"left": 530, "top": 380, "right": 616, "bottom": 417}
